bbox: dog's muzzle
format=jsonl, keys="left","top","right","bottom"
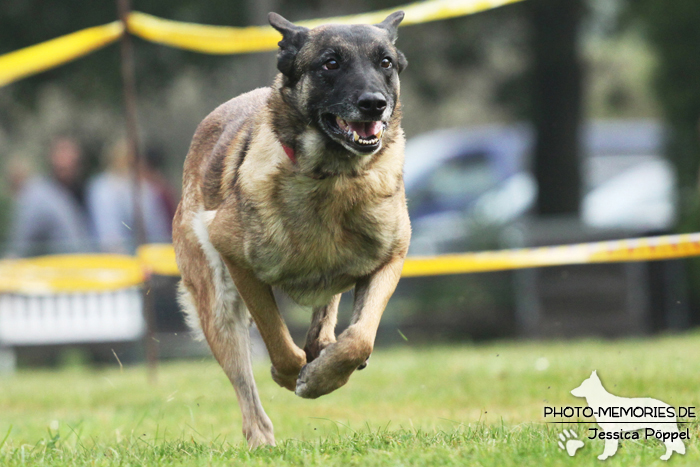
{"left": 321, "top": 113, "right": 388, "bottom": 155}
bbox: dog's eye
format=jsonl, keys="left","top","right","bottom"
{"left": 381, "top": 58, "right": 392, "bottom": 69}
{"left": 323, "top": 59, "right": 339, "bottom": 70}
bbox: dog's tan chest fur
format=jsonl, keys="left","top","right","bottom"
{"left": 244, "top": 174, "right": 405, "bottom": 306}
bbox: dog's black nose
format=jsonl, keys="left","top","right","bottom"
{"left": 357, "top": 92, "right": 387, "bottom": 115}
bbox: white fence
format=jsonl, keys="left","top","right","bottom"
{"left": 0, "top": 288, "right": 145, "bottom": 346}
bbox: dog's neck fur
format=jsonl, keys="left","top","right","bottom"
{"left": 266, "top": 75, "right": 402, "bottom": 180}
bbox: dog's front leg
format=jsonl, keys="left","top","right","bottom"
{"left": 304, "top": 294, "right": 340, "bottom": 363}
{"left": 223, "top": 257, "right": 307, "bottom": 391}
{"left": 295, "top": 255, "right": 405, "bottom": 399}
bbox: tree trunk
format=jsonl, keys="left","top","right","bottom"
{"left": 529, "top": 0, "right": 584, "bottom": 216}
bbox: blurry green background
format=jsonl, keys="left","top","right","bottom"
{"left": 2, "top": 0, "right": 700, "bottom": 345}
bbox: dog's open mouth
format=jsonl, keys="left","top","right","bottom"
{"left": 322, "top": 114, "right": 386, "bottom": 154}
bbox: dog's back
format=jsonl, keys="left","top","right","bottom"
{"left": 177, "top": 87, "right": 270, "bottom": 215}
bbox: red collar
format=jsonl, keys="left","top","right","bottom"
{"left": 281, "top": 143, "right": 334, "bottom": 179}
{"left": 282, "top": 144, "right": 296, "bottom": 164}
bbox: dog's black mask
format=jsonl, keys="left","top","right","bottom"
{"left": 269, "top": 12, "right": 407, "bottom": 156}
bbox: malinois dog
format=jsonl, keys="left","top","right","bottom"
{"left": 173, "top": 10, "right": 410, "bottom": 448}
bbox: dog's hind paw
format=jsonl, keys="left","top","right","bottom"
{"left": 243, "top": 414, "right": 276, "bottom": 449}
{"left": 245, "top": 429, "right": 276, "bottom": 450}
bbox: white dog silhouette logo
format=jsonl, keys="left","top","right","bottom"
{"left": 571, "top": 371, "right": 686, "bottom": 461}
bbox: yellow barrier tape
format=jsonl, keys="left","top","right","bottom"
{"left": 1, "top": 232, "right": 699, "bottom": 294}
{"left": 131, "top": 232, "right": 700, "bottom": 279}
{"left": 0, "top": 21, "right": 124, "bottom": 88}
{"left": 402, "top": 232, "right": 700, "bottom": 277}
{"left": 0, "top": 254, "right": 144, "bottom": 294}
{"left": 0, "top": 0, "right": 521, "bottom": 85}
{"left": 127, "top": 0, "right": 524, "bottom": 55}
{"left": 137, "top": 243, "right": 180, "bottom": 276}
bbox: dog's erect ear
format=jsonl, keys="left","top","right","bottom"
{"left": 375, "top": 11, "right": 405, "bottom": 44}
{"left": 396, "top": 50, "right": 408, "bottom": 73}
{"left": 269, "top": 12, "right": 309, "bottom": 78}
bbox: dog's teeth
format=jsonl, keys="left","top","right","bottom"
{"left": 353, "top": 131, "right": 359, "bottom": 142}
{"left": 336, "top": 116, "right": 349, "bottom": 131}
{"left": 376, "top": 127, "right": 384, "bottom": 139}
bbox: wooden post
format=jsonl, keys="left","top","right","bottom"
{"left": 117, "top": 0, "right": 158, "bottom": 383}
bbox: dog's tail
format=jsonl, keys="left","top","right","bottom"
{"left": 177, "top": 280, "right": 206, "bottom": 341}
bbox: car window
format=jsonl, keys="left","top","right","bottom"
{"left": 409, "top": 151, "right": 497, "bottom": 213}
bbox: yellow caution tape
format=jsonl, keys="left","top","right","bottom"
{"left": 127, "top": 0, "right": 524, "bottom": 55}
{"left": 133, "top": 232, "right": 700, "bottom": 280}
{"left": 0, "top": 254, "right": 144, "bottom": 294}
{"left": 126, "top": 11, "right": 281, "bottom": 55}
{"left": 401, "top": 232, "right": 700, "bottom": 277}
{"left": 0, "top": 0, "right": 521, "bottom": 85}
{"left": 1, "top": 232, "right": 699, "bottom": 293}
{"left": 0, "top": 21, "right": 124, "bottom": 88}
{"left": 137, "top": 243, "right": 180, "bottom": 276}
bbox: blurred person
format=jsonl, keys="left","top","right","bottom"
{"left": 6, "top": 157, "right": 32, "bottom": 195}
{"left": 51, "top": 137, "right": 88, "bottom": 206}
{"left": 4, "top": 138, "right": 93, "bottom": 257}
{"left": 86, "top": 140, "right": 171, "bottom": 253}
{"left": 143, "top": 145, "right": 178, "bottom": 235}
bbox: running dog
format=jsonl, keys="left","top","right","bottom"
{"left": 173, "top": 11, "right": 410, "bottom": 448}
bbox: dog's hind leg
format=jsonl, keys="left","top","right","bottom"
{"left": 222, "top": 257, "right": 307, "bottom": 392}
{"left": 180, "top": 279, "right": 275, "bottom": 448}
{"left": 176, "top": 213, "right": 274, "bottom": 448}
{"left": 296, "top": 255, "right": 404, "bottom": 399}
{"left": 304, "top": 294, "right": 340, "bottom": 362}
{"left": 210, "top": 298, "right": 275, "bottom": 448}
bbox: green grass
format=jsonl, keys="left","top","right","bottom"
{"left": 1, "top": 332, "right": 699, "bottom": 466}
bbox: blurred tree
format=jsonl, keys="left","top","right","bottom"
{"left": 0, "top": 0, "right": 251, "bottom": 106}
{"left": 528, "top": 0, "right": 584, "bottom": 216}
{"left": 493, "top": 0, "right": 585, "bottom": 216}
{"left": 624, "top": 0, "right": 700, "bottom": 216}
{"left": 624, "top": 0, "right": 700, "bottom": 324}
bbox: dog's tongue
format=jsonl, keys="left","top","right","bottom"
{"left": 348, "top": 121, "right": 383, "bottom": 138}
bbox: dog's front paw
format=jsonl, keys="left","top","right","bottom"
{"left": 295, "top": 359, "right": 351, "bottom": 399}
{"left": 270, "top": 365, "right": 301, "bottom": 391}
{"left": 294, "top": 341, "right": 369, "bottom": 399}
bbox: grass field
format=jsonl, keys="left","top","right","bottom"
{"left": 1, "top": 332, "right": 699, "bottom": 466}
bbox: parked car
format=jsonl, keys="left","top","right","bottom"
{"left": 404, "top": 119, "right": 675, "bottom": 255}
